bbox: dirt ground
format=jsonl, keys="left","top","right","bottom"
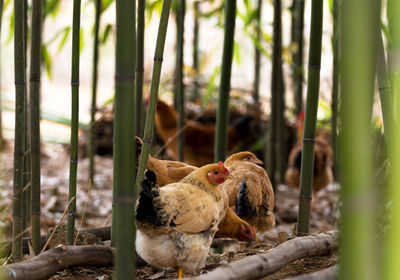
{"left": 0, "top": 126, "right": 340, "bottom": 279}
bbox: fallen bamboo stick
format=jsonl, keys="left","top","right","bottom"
{"left": 284, "top": 264, "right": 338, "bottom": 280}
{"left": 1, "top": 245, "right": 114, "bottom": 280}
{"left": 185, "top": 231, "right": 338, "bottom": 280}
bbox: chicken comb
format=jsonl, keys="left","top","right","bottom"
{"left": 218, "top": 161, "right": 229, "bottom": 174}
{"left": 297, "top": 111, "right": 305, "bottom": 120}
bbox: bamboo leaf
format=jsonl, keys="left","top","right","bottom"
{"left": 44, "top": 0, "right": 61, "bottom": 18}
{"left": 262, "top": 30, "right": 273, "bottom": 43}
{"left": 41, "top": 45, "right": 53, "bottom": 80}
{"left": 244, "top": 9, "right": 258, "bottom": 27}
{"left": 233, "top": 41, "right": 241, "bottom": 65}
{"left": 101, "top": 24, "right": 112, "bottom": 44}
{"left": 101, "top": 0, "right": 114, "bottom": 13}
{"left": 80, "top": 27, "right": 84, "bottom": 52}
{"left": 57, "top": 27, "right": 71, "bottom": 53}
{"left": 200, "top": 4, "right": 223, "bottom": 18}
{"left": 203, "top": 66, "right": 221, "bottom": 107}
{"left": 6, "top": 10, "right": 14, "bottom": 44}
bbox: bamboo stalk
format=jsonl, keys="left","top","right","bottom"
{"left": 383, "top": 0, "right": 400, "bottom": 278}
{"left": 192, "top": 1, "right": 200, "bottom": 100}
{"left": 135, "top": 0, "right": 145, "bottom": 137}
{"left": 376, "top": 30, "right": 393, "bottom": 149}
{"left": 89, "top": 0, "right": 101, "bottom": 185}
{"left": 176, "top": 0, "right": 185, "bottom": 161}
{"left": 214, "top": 0, "right": 237, "bottom": 162}
{"left": 268, "top": 0, "right": 285, "bottom": 189}
{"left": 253, "top": 0, "right": 262, "bottom": 115}
{"left": 291, "top": 0, "right": 305, "bottom": 116}
{"left": 331, "top": 0, "right": 339, "bottom": 178}
{"left": 29, "top": 0, "right": 44, "bottom": 256}
{"left": 135, "top": 0, "right": 173, "bottom": 188}
{"left": 113, "top": 0, "right": 137, "bottom": 278}
{"left": 296, "top": 0, "right": 324, "bottom": 235}
{"left": 0, "top": 0, "right": 3, "bottom": 150}
{"left": 338, "top": 0, "right": 380, "bottom": 278}
{"left": 66, "top": 0, "right": 81, "bottom": 245}
{"left": 12, "top": 0, "right": 26, "bottom": 260}
{"left": 22, "top": 0, "right": 30, "bottom": 238}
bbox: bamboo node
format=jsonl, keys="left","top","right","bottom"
{"left": 114, "top": 73, "right": 135, "bottom": 81}
{"left": 29, "top": 77, "right": 41, "bottom": 83}
{"left": 71, "top": 81, "right": 80, "bottom": 86}
{"left": 298, "top": 193, "right": 312, "bottom": 200}
{"left": 308, "top": 63, "right": 321, "bottom": 69}
{"left": 67, "top": 211, "right": 76, "bottom": 217}
{"left": 142, "top": 138, "right": 152, "bottom": 144}
{"left": 302, "top": 137, "right": 315, "bottom": 143}
{"left": 14, "top": 80, "right": 26, "bottom": 85}
{"left": 70, "top": 157, "right": 78, "bottom": 164}
{"left": 153, "top": 56, "right": 164, "bottom": 62}
{"left": 113, "top": 197, "right": 135, "bottom": 205}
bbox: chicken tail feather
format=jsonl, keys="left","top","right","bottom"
{"left": 236, "top": 179, "right": 257, "bottom": 218}
{"left": 134, "top": 137, "right": 143, "bottom": 165}
{"left": 136, "top": 170, "right": 164, "bottom": 226}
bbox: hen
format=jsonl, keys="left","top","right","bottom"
{"left": 135, "top": 138, "right": 257, "bottom": 241}
{"left": 222, "top": 152, "right": 275, "bottom": 233}
{"left": 284, "top": 111, "right": 334, "bottom": 194}
{"left": 154, "top": 99, "right": 251, "bottom": 166}
{"left": 135, "top": 162, "right": 231, "bottom": 277}
{"left": 135, "top": 137, "right": 197, "bottom": 186}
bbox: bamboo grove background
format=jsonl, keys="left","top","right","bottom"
{"left": 0, "top": 0, "right": 398, "bottom": 279}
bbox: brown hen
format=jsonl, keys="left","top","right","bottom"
{"left": 136, "top": 163, "right": 230, "bottom": 277}
{"left": 154, "top": 99, "right": 251, "bottom": 166}
{"left": 284, "top": 111, "right": 334, "bottom": 194}
{"left": 222, "top": 152, "right": 275, "bottom": 233}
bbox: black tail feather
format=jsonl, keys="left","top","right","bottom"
{"left": 294, "top": 150, "right": 302, "bottom": 170}
{"left": 136, "top": 170, "right": 163, "bottom": 226}
{"left": 230, "top": 115, "right": 253, "bottom": 136}
{"left": 236, "top": 179, "right": 257, "bottom": 218}
{"left": 134, "top": 137, "right": 143, "bottom": 165}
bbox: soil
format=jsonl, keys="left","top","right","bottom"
{"left": 0, "top": 106, "right": 340, "bottom": 279}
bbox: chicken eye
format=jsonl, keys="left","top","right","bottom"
{"left": 214, "top": 171, "right": 219, "bottom": 175}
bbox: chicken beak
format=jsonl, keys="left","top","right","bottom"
{"left": 253, "top": 226, "right": 258, "bottom": 242}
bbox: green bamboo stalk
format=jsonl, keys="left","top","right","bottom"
{"left": 66, "top": 0, "right": 81, "bottom": 245}
{"left": 192, "top": 1, "right": 200, "bottom": 100}
{"left": 0, "top": 0, "right": 3, "bottom": 150}
{"left": 383, "top": 0, "right": 400, "bottom": 278}
{"left": 12, "top": 0, "right": 26, "bottom": 260}
{"left": 113, "top": 0, "right": 136, "bottom": 277}
{"left": 135, "top": 0, "right": 145, "bottom": 137}
{"left": 176, "top": 0, "right": 185, "bottom": 161}
{"left": 135, "top": 0, "right": 172, "bottom": 190}
{"left": 253, "top": 0, "right": 262, "bottom": 115}
{"left": 214, "top": 0, "right": 236, "bottom": 162}
{"left": 338, "top": 0, "right": 380, "bottom": 278}
{"left": 89, "top": 0, "right": 101, "bottom": 185}
{"left": 23, "top": 0, "right": 30, "bottom": 237}
{"left": 29, "top": 0, "right": 43, "bottom": 256}
{"left": 267, "top": 0, "right": 284, "bottom": 189}
{"left": 376, "top": 30, "right": 392, "bottom": 149}
{"left": 296, "top": 0, "right": 324, "bottom": 235}
{"left": 331, "top": 0, "right": 339, "bottom": 177}
{"left": 291, "top": 0, "right": 305, "bottom": 115}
